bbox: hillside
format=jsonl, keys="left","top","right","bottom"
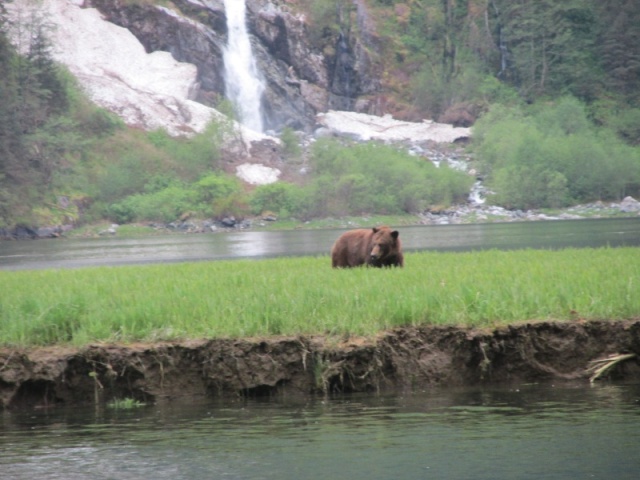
{"left": 1, "top": 0, "right": 639, "bottom": 233}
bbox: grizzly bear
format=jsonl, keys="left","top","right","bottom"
{"left": 331, "top": 226, "right": 404, "bottom": 268}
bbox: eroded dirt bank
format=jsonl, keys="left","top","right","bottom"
{"left": 2, "top": 320, "right": 639, "bottom": 409}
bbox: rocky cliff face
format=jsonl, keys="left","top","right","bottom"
{"left": 86, "top": 0, "right": 379, "bottom": 133}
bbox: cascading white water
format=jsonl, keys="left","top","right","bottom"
{"left": 223, "top": 0, "right": 264, "bottom": 133}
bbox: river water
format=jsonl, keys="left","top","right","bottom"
{"left": 2, "top": 218, "right": 640, "bottom": 478}
{"left": 1, "top": 217, "right": 640, "bottom": 270}
{"left": 1, "top": 382, "right": 639, "bottom": 479}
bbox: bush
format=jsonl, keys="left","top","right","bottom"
{"left": 97, "top": 153, "right": 150, "bottom": 202}
{"left": 279, "top": 127, "right": 302, "bottom": 159}
{"left": 196, "top": 173, "right": 240, "bottom": 200}
{"left": 109, "top": 185, "right": 198, "bottom": 223}
{"left": 250, "top": 182, "right": 311, "bottom": 218}
{"left": 196, "top": 173, "right": 246, "bottom": 218}
{"left": 146, "top": 122, "right": 222, "bottom": 179}
{"left": 474, "top": 97, "right": 640, "bottom": 208}
{"left": 306, "top": 139, "right": 473, "bottom": 216}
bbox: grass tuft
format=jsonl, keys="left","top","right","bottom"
{"left": 107, "top": 397, "right": 146, "bottom": 409}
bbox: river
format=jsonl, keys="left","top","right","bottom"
{"left": 1, "top": 217, "right": 639, "bottom": 270}
{"left": 1, "top": 382, "right": 639, "bottom": 479}
{"left": 2, "top": 219, "right": 640, "bottom": 478}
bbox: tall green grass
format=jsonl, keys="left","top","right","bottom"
{"left": 1, "top": 248, "right": 639, "bottom": 347}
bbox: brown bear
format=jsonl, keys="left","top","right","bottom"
{"left": 331, "top": 226, "right": 404, "bottom": 268}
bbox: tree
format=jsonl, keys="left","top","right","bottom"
{"left": 597, "top": 0, "right": 640, "bottom": 103}
{"left": 490, "top": 0, "right": 597, "bottom": 99}
{"left": 0, "top": 5, "right": 77, "bottom": 225}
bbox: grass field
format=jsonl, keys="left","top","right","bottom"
{"left": 1, "top": 247, "right": 638, "bottom": 346}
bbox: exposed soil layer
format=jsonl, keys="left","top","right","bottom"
{"left": 2, "top": 320, "right": 640, "bottom": 409}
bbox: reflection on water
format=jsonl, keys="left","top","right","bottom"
{"left": 1, "top": 383, "right": 639, "bottom": 479}
{"left": 1, "top": 218, "right": 639, "bottom": 270}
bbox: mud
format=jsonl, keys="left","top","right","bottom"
{"left": 2, "top": 320, "right": 639, "bottom": 409}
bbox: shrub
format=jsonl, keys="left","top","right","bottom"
{"left": 195, "top": 173, "right": 247, "bottom": 218}
{"left": 250, "top": 182, "right": 311, "bottom": 218}
{"left": 109, "top": 185, "right": 198, "bottom": 223}
{"left": 146, "top": 122, "right": 222, "bottom": 179}
{"left": 474, "top": 97, "right": 640, "bottom": 208}
{"left": 279, "top": 127, "right": 302, "bottom": 159}
{"left": 307, "top": 139, "right": 473, "bottom": 216}
{"left": 196, "top": 173, "right": 241, "bottom": 202}
{"left": 97, "top": 153, "right": 150, "bottom": 202}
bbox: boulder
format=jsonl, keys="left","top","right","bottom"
{"left": 620, "top": 196, "right": 640, "bottom": 213}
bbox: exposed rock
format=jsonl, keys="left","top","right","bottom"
{"left": 7, "top": 0, "right": 215, "bottom": 136}
{"left": 236, "top": 163, "right": 281, "bottom": 185}
{"left": 9, "top": 0, "right": 392, "bottom": 134}
{"left": 249, "top": 0, "right": 329, "bottom": 130}
{"left": 90, "top": 0, "right": 228, "bottom": 97}
{"left": 620, "top": 196, "right": 640, "bottom": 213}
{"left": 35, "top": 227, "right": 63, "bottom": 238}
{"left": 98, "top": 224, "right": 118, "bottom": 236}
{"left": 316, "top": 110, "right": 471, "bottom": 143}
{"left": 220, "top": 216, "right": 236, "bottom": 228}
{"left": 87, "top": 0, "right": 340, "bottom": 131}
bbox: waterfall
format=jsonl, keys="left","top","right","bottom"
{"left": 223, "top": 0, "right": 264, "bottom": 133}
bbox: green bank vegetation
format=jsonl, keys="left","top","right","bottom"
{"left": 1, "top": 247, "right": 638, "bottom": 347}
{"left": 473, "top": 97, "right": 640, "bottom": 209}
{"left": 251, "top": 140, "right": 473, "bottom": 219}
{"left": 107, "top": 397, "right": 147, "bottom": 409}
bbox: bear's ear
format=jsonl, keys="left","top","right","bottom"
{"left": 391, "top": 230, "right": 399, "bottom": 239}
{"left": 372, "top": 227, "right": 379, "bottom": 233}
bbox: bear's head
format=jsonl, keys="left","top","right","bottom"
{"left": 369, "top": 226, "right": 400, "bottom": 263}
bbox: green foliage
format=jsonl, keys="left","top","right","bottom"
{"left": 250, "top": 182, "right": 311, "bottom": 218}
{"left": 609, "top": 108, "right": 640, "bottom": 145}
{"left": 107, "top": 171, "right": 245, "bottom": 223}
{"left": 474, "top": 97, "right": 640, "bottom": 209}
{"left": 596, "top": 0, "right": 640, "bottom": 102}
{"left": 492, "top": 166, "right": 569, "bottom": 210}
{"left": 196, "top": 173, "right": 246, "bottom": 218}
{"left": 145, "top": 122, "right": 222, "bottom": 179}
{"left": 96, "top": 152, "right": 150, "bottom": 202}
{"left": 492, "top": 0, "right": 599, "bottom": 99}
{"left": 0, "top": 10, "right": 75, "bottom": 225}
{"left": 195, "top": 173, "right": 240, "bottom": 202}
{"left": 108, "top": 184, "right": 196, "bottom": 224}
{"left": 477, "top": 76, "right": 522, "bottom": 106}
{"left": 279, "top": 127, "right": 302, "bottom": 159}
{"left": 307, "top": 139, "right": 473, "bottom": 216}
{"left": 107, "top": 397, "right": 146, "bottom": 409}
{"left": 73, "top": 116, "right": 230, "bottom": 224}
{"left": 371, "top": 0, "right": 639, "bottom": 123}
{"left": 411, "top": 53, "right": 501, "bottom": 117}
{"left": 300, "top": 0, "right": 355, "bottom": 49}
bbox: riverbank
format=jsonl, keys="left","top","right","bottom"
{"left": 1, "top": 320, "right": 639, "bottom": 409}
{"left": 2, "top": 196, "right": 639, "bottom": 240}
